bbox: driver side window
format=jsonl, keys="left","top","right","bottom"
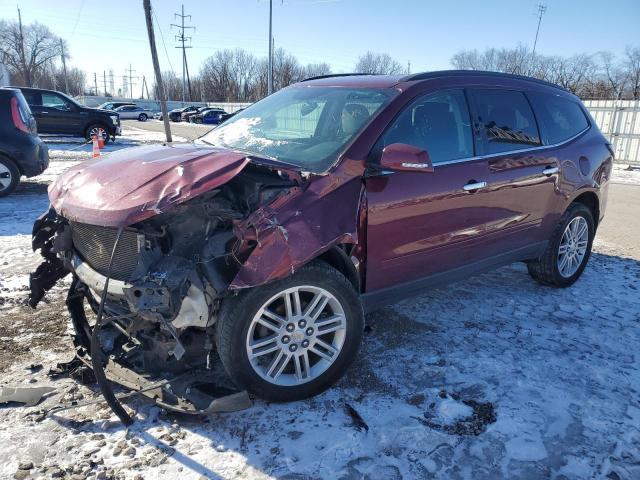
{"left": 381, "top": 89, "right": 473, "bottom": 164}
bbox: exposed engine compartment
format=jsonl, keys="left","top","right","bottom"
{"left": 29, "top": 163, "right": 300, "bottom": 417}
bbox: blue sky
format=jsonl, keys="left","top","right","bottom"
{"left": 1, "top": 0, "right": 638, "bottom": 89}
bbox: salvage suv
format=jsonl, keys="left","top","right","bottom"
{"left": 30, "top": 71, "right": 611, "bottom": 416}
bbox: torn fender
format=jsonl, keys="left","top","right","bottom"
{"left": 230, "top": 175, "right": 365, "bottom": 288}
{"left": 48, "top": 144, "right": 250, "bottom": 228}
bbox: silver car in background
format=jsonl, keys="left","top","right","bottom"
{"left": 113, "top": 105, "right": 154, "bottom": 121}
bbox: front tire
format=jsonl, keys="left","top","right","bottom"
{"left": 528, "top": 203, "right": 595, "bottom": 287}
{"left": 215, "top": 262, "right": 364, "bottom": 402}
{"left": 138, "top": 113, "right": 148, "bottom": 122}
{"left": 85, "top": 124, "right": 110, "bottom": 144}
{"left": 0, "top": 155, "right": 20, "bottom": 197}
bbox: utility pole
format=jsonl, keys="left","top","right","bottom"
{"left": 60, "top": 39, "right": 69, "bottom": 93}
{"left": 140, "top": 76, "right": 150, "bottom": 100}
{"left": 109, "top": 70, "right": 115, "bottom": 96}
{"left": 171, "top": 4, "right": 194, "bottom": 102}
{"left": 103, "top": 70, "right": 107, "bottom": 96}
{"left": 17, "top": 6, "right": 29, "bottom": 86}
{"left": 93, "top": 72, "right": 98, "bottom": 96}
{"left": 143, "top": 0, "right": 172, "bottom": 142}
{"left": 407, "top": 61, "right": 411, "bottom": 75}
{"left": 126, "top": 64, "right": 138, "bottom": 99}
{"left": 532, "top": 4, "right": 547, "bottom": 57}
{"left": 267, "top": 0, "right": 273, "bottom": 95}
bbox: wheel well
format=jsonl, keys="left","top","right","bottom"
{"left": 317, "top": 245, "right": 361, "bottom": 293}
{"left": 0, "top": 152, "right": 21, "bottom": 175}
{"left": 572, "top": 192, "right": 600, "bottom": 229}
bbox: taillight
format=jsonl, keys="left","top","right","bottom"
{"left": 10, "top": 96, "right": 30, "bottom": 133}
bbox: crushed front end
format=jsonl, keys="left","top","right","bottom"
{"left": 29, "top": 151, "right": 301, "bottom": 420}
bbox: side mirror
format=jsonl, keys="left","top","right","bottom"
{"left": 380, "top": 143, "right": 434, "bottom": 173}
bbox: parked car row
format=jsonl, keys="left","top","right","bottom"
{"left": 152, "top": 105, "right": 243, "bottom": 125}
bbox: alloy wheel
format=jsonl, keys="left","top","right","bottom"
{"left": 89, "top": 126, "right": 108, "bottom": 141}
{"left": 557, "top": 216, "right": 589, "bottom": 278}
{"left": 0, "top": 163, "right": 12, "bottom": 191}
{"left": 245, "top": 286, "right": 347, "bottom": 386}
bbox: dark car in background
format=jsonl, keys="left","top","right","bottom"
{"left": 219, "top": 108, "right": 245, "bottom": 124}
{"left": 17, "top": 87, "right": 121, "bottom": 143}
{"left": 169, "top": 105, "right": 199, "bottom": 122}
{"left": 30, "top": 71, "right": 611, "bottom": 413}
{"left": 0, "top": 88, "right": 49, "bottom": 196}
{"left": 189, "top": 108, "right": 226, "bottom": 124}
{"left": 182, "top": 106, "right": 217, "bottom": 122}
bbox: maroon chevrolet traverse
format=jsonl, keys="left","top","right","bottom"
{"left": 29, "top": 71, "right": 611, "bottom": 418}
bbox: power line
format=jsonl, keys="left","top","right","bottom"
{"left": 171, "top": 4, "right": 195, "bottom": 102}
{"left": 532, "top": 3, "right": 547, "bottom": 57}
{"left": 152, "top": 7, "right": 174, "bottom": 73}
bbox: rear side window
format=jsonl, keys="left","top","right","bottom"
{"left": 21, "top": 90, "right": 40, "bottom": 106}
{"left": 379, "top": 89, "right": 473, "bottom": 164}
{"left": 528, "top": 92, "right": 589, "bottom": 144}
{"left": 470, "top": 89, "right": 541, "bottom": 154}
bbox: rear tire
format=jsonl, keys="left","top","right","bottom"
{"left": 0, "top": 155, "right": 20, "bottom": 197}
{"left": 215, "top": 262, "right": 364, "bottom": 402}
{"left": 85, "top": 124, "right": 110, "bottom": 144}
{"left": 138, "top": 113, "right": 148, "bottom": 122}
{"left": 195, "top": 118, "right": 203, "bottom": 124}
{"left": 527, "top": 203, "right": 595, "bottom": 287}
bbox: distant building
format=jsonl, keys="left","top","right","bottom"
{"left": 0, "top": 64, "right": 10, "bottom": 87}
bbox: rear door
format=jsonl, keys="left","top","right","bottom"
{"left": 467, "top": 88, "right": 562, "bottom": 248}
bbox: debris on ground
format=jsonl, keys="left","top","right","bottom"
{"left": 0, "top": 386, "right": 56, "bottom": 406}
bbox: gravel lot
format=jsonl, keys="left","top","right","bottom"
{"left": 0, "top": 127, "right": 638, "bottom": 480}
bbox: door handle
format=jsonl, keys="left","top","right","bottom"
{"left": 542, "top": 166, "right": 559, "bottom": 176}
{"left": 463, "top": 181, "right": 487, "bottom": 192}
{"left": 40, "top": 111, "right": 48, "bottom": 114}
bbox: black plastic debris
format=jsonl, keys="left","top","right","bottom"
{"left": 344, "top": 402, "right": 369, "bottom": 432}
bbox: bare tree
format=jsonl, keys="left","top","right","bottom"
{"left": 599, "top": 52, "right": 627, "bottom": 99}
{"left": 625, "top": 46, "right": 640, "bottom": 100}
{"left": 37, "top": 65, "right": 85, "bottom": 96}
{"left": 302, "top": 62, "right": 332, "bottom": 79}
{"left": 355, "top": 51, "right": 403, "bottom": 75}
{"left": 0, "top": 20, "right": 62, "bottom": 86}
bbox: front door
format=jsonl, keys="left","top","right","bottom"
{"left": 38, "top": 92, "right": 83, "bottom": 134}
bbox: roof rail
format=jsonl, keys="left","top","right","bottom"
{"left": 400, "top": 70, "right": 565, "bottom": 91}
{"left": 300, "top": 73, "right": 377, "bottom": 82}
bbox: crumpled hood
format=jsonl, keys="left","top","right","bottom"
{"left": 49, "top": 143, "right": 250, "bottom": 227}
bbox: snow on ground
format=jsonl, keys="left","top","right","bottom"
{"left": 0, "top": 139, "right": 639, "bottom": 479}
{"left": 611, "top": 165, "right": 640, "bottom": 186}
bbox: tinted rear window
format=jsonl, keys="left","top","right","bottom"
{"left": 528, "top": 92, "right": 589, "bottom": 144}
{"left": 21, "top": 89, "right": 40, "bottom": 106}
{"left": 470, "top": 89, "right": 541, "bottom": 154}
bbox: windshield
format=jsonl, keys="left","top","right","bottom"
{"left": 200, "top": 86, "right": 395, "bottom": 173}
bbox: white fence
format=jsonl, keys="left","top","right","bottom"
{"left": 584, "top": 100, "right": 640, "bottom": 166}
